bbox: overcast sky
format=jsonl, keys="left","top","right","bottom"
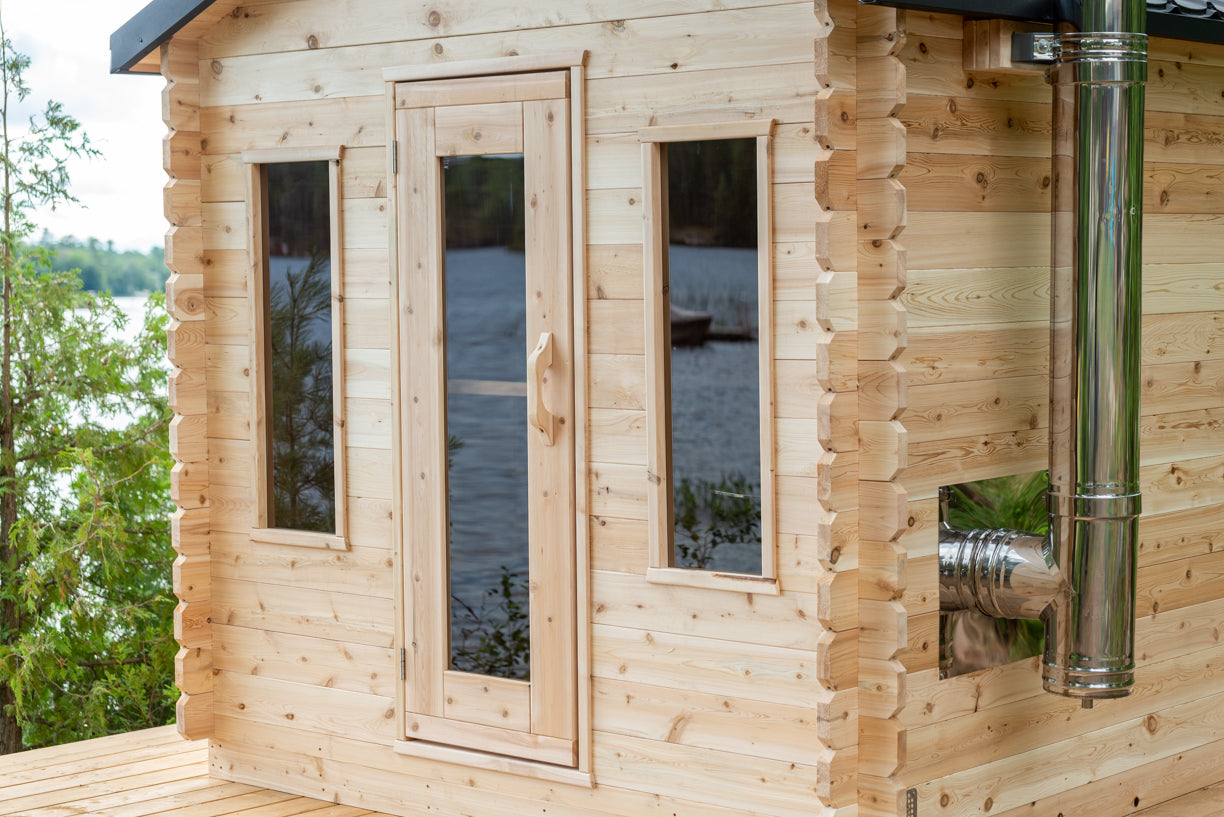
{"left": 8, "top": 1, "right": 167, "bottom": 251}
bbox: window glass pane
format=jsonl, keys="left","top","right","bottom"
{"left": 443, "top": 155, "right": 531, "bottom": 680}
{"left": 265, "top": 161, "right": 335, "bottom": 533}
{"left": 666, "top": 139, "right": 761, "bottom": 574}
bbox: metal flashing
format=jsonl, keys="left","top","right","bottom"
{"left": 110, "top": 0, "right": 218, "bottom": 75}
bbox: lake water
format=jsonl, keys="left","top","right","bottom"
{"left": 113, "top": 295, "right": 156, "bottom": 343}
{"left": 444, "top": 244, "right": 763, "bottom": 619}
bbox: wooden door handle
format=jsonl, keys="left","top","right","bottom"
{"left": 527, "top": 332, "right": 555, "bottom": 445}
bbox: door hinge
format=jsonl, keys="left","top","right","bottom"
{"left": 399, "top": 647, "right": 407, "bottom": 680}
{"left": 391, "top": 140, "right": 398, "bottom": 175}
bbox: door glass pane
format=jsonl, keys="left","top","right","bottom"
{"left": 666, "top": 139, "right": 762, "bottom": 574}
{"left": 265, "top": 161, "right": 335, "bottom": 533}
{"left": 443, "top": 155, "right": 531, "bottom": 680}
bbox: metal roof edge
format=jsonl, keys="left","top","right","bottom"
{"left": 110, "top": 0, "right": 218, "bottom": 75}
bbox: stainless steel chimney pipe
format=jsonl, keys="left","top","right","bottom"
{"left": 937, "top": 0, "right": 1147, "bottom": 702}
{"left": 1043, "top": 0, "right": 1146, "bottom": 700}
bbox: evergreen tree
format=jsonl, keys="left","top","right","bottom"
{"left": 0, "top": 19, "right": 175, "bottom": 752}
{"left": 268, "top": 252, "right": 335, "bottom": 532}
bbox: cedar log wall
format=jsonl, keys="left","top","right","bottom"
{"left": 892, "top": 10, "right": 1224, "bottom": 817}
{"left": 173, "top": 1, "right": 861, "bottom": 816}
{"left": 161, "top": 0, "right": 1224, "bottom": 814}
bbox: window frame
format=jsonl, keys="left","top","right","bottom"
{"left": 638, "top": 120, "right": 778, "bottom": 594}
{"left": 244, "top": 146, "right": 348, "bottom": 551}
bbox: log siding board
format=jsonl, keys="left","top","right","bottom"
{"left": 893, "top": 11, "right": 1224, "bottom": 817}
{"left": 855, "top": 6, "right": 909, "bottom": 816}
{"left": 200, "top": 0, "right": 839, "bottom": 60}
{"left": 809, "top": 5, "right": 861, "bottom": 811}
{"left": 164, "top": 35, "right": 213, "bottom": 742}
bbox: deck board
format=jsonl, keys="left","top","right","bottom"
{"left": 3, "top": 725, "right": 1223, "bottom": 816}
{"left": 0, "top": 727, "right": 390, "bottom": 817}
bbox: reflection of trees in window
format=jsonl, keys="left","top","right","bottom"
{"left": 268, "top": 252, "right": 334, "bottom": 532}
{"left": 265, "top": 161, "right": 334, "bottom": 533}
{"left": 442, "top": 156, "right": 526, "bottom": 250}
{"left": 667, "top": 138, "right": 757, "bottom": 248}
{"left": 267, "top": 162, "right": 331, "bottom": 255}
{"left": 674, "top": 474, "right": 762, "bottom": 571}
{"left": 451, "top": 565, "right": 530, "bottom": 680}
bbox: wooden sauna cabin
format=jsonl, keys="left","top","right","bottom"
{"left": 109, "top": 0, "right": 1224, "bottom": 815}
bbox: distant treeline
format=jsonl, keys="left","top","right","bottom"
{"left": 667, "top": 138, "right": 757, "bottom": 249}
{"left": 443, "top": 156, "right": 527, "bottom": 251}
{"left": 33, "top": 234, "right": 168, "bottom": 296}
{"left": 439, "top": 142, "right": 758, "bottom": 251}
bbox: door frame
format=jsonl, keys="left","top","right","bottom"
{"left": 383, "top": 51, "right": 591, "bottom": 777}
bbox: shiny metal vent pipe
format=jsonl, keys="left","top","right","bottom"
{"left": 939, "top": 527, "right": 1064, "bottom": 621}
{"left": 938, "top": 0, "right": 1147, "bottom": 702}
{"left": 1043, "top": 0, "right": 1146, "bottom": 700}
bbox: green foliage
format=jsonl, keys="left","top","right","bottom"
{"left": 267, "top": 252, "right": 335, "bottom": 532}
{"left": 0, "top": 21, "right": 175, "bottom": 751}
{"left": 673, "top": 474, "right": 761, "bottom": 571}
{"left": 0, "top": 261, "right": 175, "bottom": 749}
{"left": 451, "top": 566, "right": 530, "bottom": 681}
{"left": 0, "top": 47, "right": 96, "bottom": 243}
{"left": 946, "top": 471, "right": 1049, "bottom": 535}
{"left": 33, "top": 234, "right": 167, "bottom": 296}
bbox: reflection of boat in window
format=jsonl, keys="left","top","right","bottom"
{"left": 669, "top": 304, "right": 713, "bottom": 347}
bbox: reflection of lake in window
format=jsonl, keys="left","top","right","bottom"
{"left": 264, "top": 161, "right": 335, "bottom": 534}
{"left": 666, "top": 138, "right": 762, "bottom": 575}
{"left": 442, "top": 154, "right": 533, "bottom": 680}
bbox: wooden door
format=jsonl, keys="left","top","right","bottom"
{"left": 394, "top": 71, "right": 576, "bottom": 766}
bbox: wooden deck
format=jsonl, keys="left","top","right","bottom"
{"left": 1, "top": 723, "right": 1222, "bottom": 817}
{"left": 0, "top": 726, "right": 394, "bottom": 817}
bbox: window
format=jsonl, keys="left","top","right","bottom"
{"left": 245, "top": 148, "right": 347, "bottom": 550}
{"left": 640, "top": 121, "right": 777, "bottom": 593}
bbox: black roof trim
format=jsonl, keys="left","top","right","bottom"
{"left": 859, "top": 0, "right": 1061, "bottom": 22}
{"left": 1148, "top": 10, "right": 1224, "bottom": 42}
{"left": 110, "top": 0, "right": 218, "bottom": 75}
{"left": 860, "top": 0, "right": 1224, "bottom": 43}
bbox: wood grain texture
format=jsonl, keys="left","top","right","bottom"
{"left": 854, "top": 6, "right": 910, "bottom": 815}
{"left": 164, "top": 36, "right": 213, "bottom": 744}
{"left": 147, "top": 0, "right": 1224, "bottom": 813}
{"left": 896, "top": 11, "right": 1224, "bottom": 817}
